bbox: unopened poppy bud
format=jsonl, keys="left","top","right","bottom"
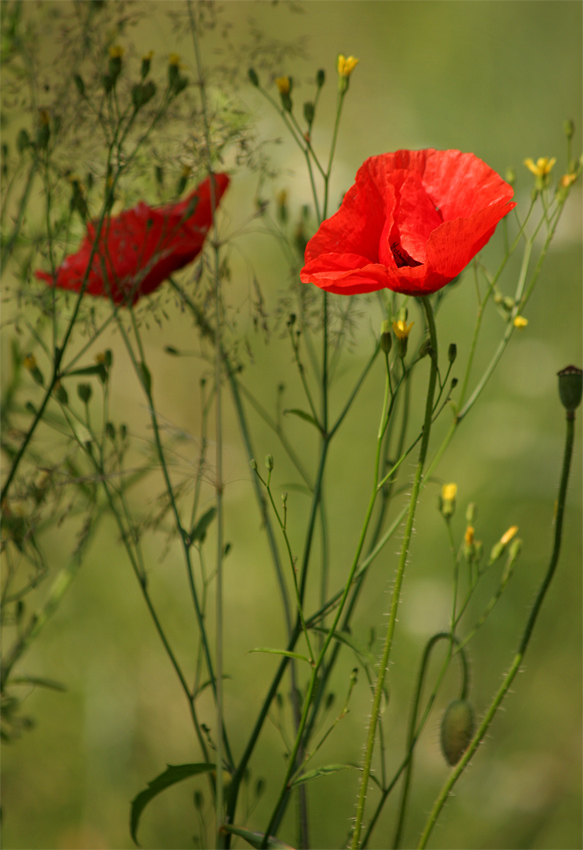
{"left": 450, "top": 377, "right": 458, "bottom": 390}
{"left": 440, "top": 482, "right": 457, "bottom": 519}
{"left": 265, "top": 454, "right": 274, "bottom": 472}
{"left": 441, "top": 699, "right": 474, "bottom": 766}
{"left": 564, "top": 119, "right": 575, "bottom": 140}
{"left": 380, "top": 319, "right": 392, "bottom": 354}
{"left": 17, "top": 128, "right": 30, "bottom": 153}
{"left": 316, "top": 68, "right": 326, "bottom": 87}
{"left": 248, "top": 68, "right": 259, "bottom": 87}
{"left": 557, "top": 365, "right": 583, "bottom": 415}
{"left": 448, "top": 343, "right": 457, "bottom": 364}
{"left": 303, "top": 101, "right": 315, "bottom": 126}
{"left": 141, "top": 50, "right": 153, "bottom": 79}
{"left": 73, "top": 73, "right": 85, "bottom": 97}
{"left": 77, "top": 383, "right": 92, "bottom": 404}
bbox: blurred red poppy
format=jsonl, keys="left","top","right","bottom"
{"left": 36, "top": 173, "right": 230, "bottom": 304}
{"left": 300, "top": 150, "right": 515, "bottom": 296}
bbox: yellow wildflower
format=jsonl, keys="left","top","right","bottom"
{"left": 109, "top": 44, "right": 125, "bottom": 59}
{"left": 337, "top": 54, "right": 359, "bottom": 77}
{"left": 23, "top": 354, "right": 37, "bottom": 371}
{"left": 169, "top": 53, "right": 181, "bottom": 66}
{"left": 464, "top": 525, "right": 475, "bottom": 546}
{"left": 560, "top": 173, "right": 577, "bottom": 189}
{"left": 392, "top": 319, "right": 414, "bottom": 340}
{"left": 524, "top": 157, "right": 556, "bottom": 178}
{"left": 513, "top": 316, "right": 528, "bottom": 329}
{"left": 142, "top": 50, "right": 154, "bottom": 62}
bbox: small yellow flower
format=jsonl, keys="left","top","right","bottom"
{"left": 95, "top": 352, "right": 107, "bottom": 365}
{"left": 142, "top": 50, "right": 154, "bottom": 62}
{"left": 523, "top": 157, "right": 556, "bottom": 178}
{"left": 337, "top": 54, "right": 359, "bottom": 77}
{"left": 513, "top": 316, "right": 528, "bottom": 329}
{"left": 560, "top": 172, "right": 577, "bottom": 189}
{"left": 23, "top": 354, "right": 37, "bottom": 371}
{"left": 442, "top": 483, "right": 457, "bottom": 502}
{"left": 392, "top": 319, "right": 414, "bottom": 340}
{"left": 109, "top": 44, "right": 125, "bottom": 59}
{"left": 464, "top": 525, "right": 475, "bottom": 546}
{"left": 500, "top": 525, "right": 519, "bottom": 546}
{"left": 276, "top": 76, "right": 291, "bottom": 95}
{"left": 169, "top": 53, "right": 181, "bottom": 66}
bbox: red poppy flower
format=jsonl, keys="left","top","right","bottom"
{"left": 36, "top": 173, "right": 230, "bottom": 304}
{"left": 300, "top": 150, "right": 515, "bottom": 296}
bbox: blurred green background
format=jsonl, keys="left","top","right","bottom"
{"left": 1, "top": 2, "right": 581, "bottom": 849}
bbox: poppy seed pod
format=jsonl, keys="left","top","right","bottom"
{"left": 557, "top": 365, "right": 583, "bottom": 415}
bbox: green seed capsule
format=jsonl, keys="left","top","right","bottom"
{"left": 440, "top": 699, "right": 474, "bottom": 766}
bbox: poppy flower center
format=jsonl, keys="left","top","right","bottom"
{"left": 390, "top": 242, "right": 422, "bottom": 268}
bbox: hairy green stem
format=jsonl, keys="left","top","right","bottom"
{"left": 351, "top": 297, "right": 439, "bottom": 849}
{"left": 417, "top": 409, "right": 576, "bottom": 849}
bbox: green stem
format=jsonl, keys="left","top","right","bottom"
{"left": 351, "top": 297, "right": 439, "bottom": 850}
{"left": 261, "top": 345, "right": 392, "bottom": 847}
{"left": 417, "top": 409, "right": 576, "bottom": 849}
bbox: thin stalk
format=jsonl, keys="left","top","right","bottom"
{"left": 351, "top": 297, "right": 439, "bottom": 850}
{"left": 261, "top": 352, "right": 393, "bottom": 847}
{"left": 418, "top": 408, "right": 576, "bottom": 849}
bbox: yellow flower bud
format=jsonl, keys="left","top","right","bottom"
{"left": 464, "top": 525, "right": 475, "bottom": 546}
{"left": 442, "top": 483, "right": 458, "bottom": 502}
{"left": 275, "top": 76, "right": 291, "bottom": 95}
{"left": 337, "top": 54, "right": 359, "bottom": 77}
{"left": 169, "top": 53, "right": 181, "bottom": 66}
{"left": 513, "top": 316, "right": 528, "bottom": 329}
{"left": 23, "top": 354, "right": 37, "bottom": 371}
{"left": 500, "top": 525, "right": 519, "bottom": 546}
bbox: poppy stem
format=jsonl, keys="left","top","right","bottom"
{"left": 351, "top": 296, "right": 439, "bottom": 850}
{"left": 417, "top": 407, "right": 576, "bottom": 849}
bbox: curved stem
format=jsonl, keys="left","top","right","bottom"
{"left": 351, "top": 297, "right": 439, "bottom": 850}
{"left": 417, "top": 409, "right": 576, "bottom": 849}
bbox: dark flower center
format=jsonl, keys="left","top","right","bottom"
{"left": 390, "top": 242, "right": 422, "bottom": 268}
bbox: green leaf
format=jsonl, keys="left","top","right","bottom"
{"left": 139, "top": 361, "right": 152, "bottom": 395}
{"left": 190, "top": 506, "right": 216, "bottom": 543}
{"left": 283, "top": 408, "right": 320, "bottom": 429}
{"left": 249, "top": 648, "right": 311, "bottom": 665}
{"left": 130, "top": 763, "right": 214, "bottom": 845}
{"left": 65, "top": 364, "right": 107, "bottom": 379}
{"left": 221, "top": 824, "right": 296, "bottom": 849}
{"left": 291, "top": 763, "right": 355, "bottom": 787}
{"left": 10, "top": 675, "right": 66, "bottom": 691}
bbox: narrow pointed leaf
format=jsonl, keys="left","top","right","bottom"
{"left": 221, "top": 824, "right": 296, "bottom": 849}
{"left": 291, "top": 763, "right": 356, "bottom": 787}
{"left": 283, "top": 408, "right": 319, "bottom": 428}
{"left": 130, "top": 763, "right": 214, "bottom": 845}
{"left": 190, "top": 506, "right": 216, "bottom": 543}
{"left": 10, "top": 675, "right": 67, "bottom": 691}
{"left": 310, "top": 626, "right": 376, "bottom": 666}
{"left": 249, "top": 648, "right": 311, "bottom": 664}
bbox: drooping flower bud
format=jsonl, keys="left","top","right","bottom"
{"left": 441, "top": 699, "right": 474, "bottom": 766}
